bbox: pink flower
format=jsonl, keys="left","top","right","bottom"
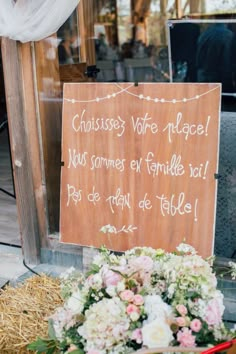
{"left": 190, "top": 319, "right": 202, "bottom": 332}
{"left": 204, "top": 297, "right": 224, "bottom": 326}
{"left": 176, "top": 304, "right": 188, "bottom": 316}
{"left": 126, "top": 304, "right": 140, "bottom": 315}
{"left": 130, "top": 256, "right": 154, "bottom": 271}
{"left": 120, "top": 290, "right": 134, "bottom": 302}
{"left": 177, "top": 327, "right": 196, "bottom": 347}
{"left": 67, "top": 345, "right": 78, "bottom": 352}
{"left": 133, "top": 294, "right": 144, "bottom": 306}
{"left": 176, "top": 316, "right": 186, "bottom": 327}
{"left": 103, "top": 269, "right": 122, "bottom": 287}
{"left": 131, "top": 328, "right": 143, "bottom": 344}
{"left": 87, "top": 350, "right": 103, "bottom": 354}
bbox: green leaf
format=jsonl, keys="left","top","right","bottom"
{"left": 69, "top": 349, "right": 85, "bottom": 354}
{"left": 48, "top": 319, "right": 57, "bottom": 340}
{"left": 85, "top": 263, "right": 100, "bottom": 276}
{"left": 47, "top": 348, "right": 57, "bottom": 354}
{"left": 27, "top": 337, "right": 58, "bottom": 353}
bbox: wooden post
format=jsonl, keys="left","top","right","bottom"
{"left": 189, "top": 0, "right": 200, "bottom": 14}
{"left": 34, "top": 38, "right": 62, "bottom": 234}
{"left": 1, "top": 38, "right": 46, "bottom": 264}
{"left": 175, "top": 0, "right": 183, "bottom": 19}
{"left": 77, "top": 0, "right": 87, "bottom": 63}
{"left": 81, "top": 0, "right": 96, "bottom": 66}
{"left": 160, "top": 0, "right": 168, "bottom": 45}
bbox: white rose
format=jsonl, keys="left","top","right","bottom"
{"left": 142, "top": 319, "right": 173, "bottom": 348}
{"left": 66, "top": 289, "right": 85, "bottom": 313}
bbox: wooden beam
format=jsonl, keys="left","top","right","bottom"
{"left": 20, "top": 42, "right": 49, "bottom": 249}
{"left": 175, "top": 0, "right": 183, "bottom": 18}
{"left": 81, "top": 0, "right": 96, "bottom": 66}
{"left": 34, "top": 38, "right": 62, "bottom": 234}
{"left": 190, "top": 0, "right": 200, "bottom": 13}
{"left": 77, "top": 0, "right": 87, "bottom": 63}
{"left": 1, "top": 38, "right": 43, "bottom": 264}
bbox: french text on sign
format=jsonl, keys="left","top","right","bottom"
{"left": 87, "top": 186, "right": 100, "bottom": 205}
{"left": 189, "top": 161, "right": 209, "bottom": 179}
{"left": 145, "top": 152, "right": 185, "bottom": 177}
{"left": 71, "top": 109, "right": 126, "bottom": 137}
{"left": 106, "top": 188, "right": 131, "bottom": 214}
{"left": 156, "top": 192, "right": 196, "bottom": 218}
{"left": 67, "top": 184, "right": 82, "bottom": 206}
{"left": 131, "top": 113, "right": 158, "bottom": 135}
{"left": 162, "top": 112, "right": 211, "bottom": 143}
{"left": 130, "top": 158, "right": 142, "bottom": 173}
{"left": 139, "top": 193, "right": 153, "bottom": 211}
{"left": 68, "top": 149, "right": 88, "bottom": 168}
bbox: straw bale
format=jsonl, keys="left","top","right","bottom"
{"left": 0, "top": 274, "right": 63, "bottom": 353}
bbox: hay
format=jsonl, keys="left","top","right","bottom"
{"left": 0, "top": 274, "right": 63, "bottom": 353}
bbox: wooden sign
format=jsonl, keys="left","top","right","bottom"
{"left": 60, "top": 83, "right": 221, "bottom": 257}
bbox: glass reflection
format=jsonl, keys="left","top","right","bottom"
{"left": 168, "top": 20, "right": 236, "bottom": 95}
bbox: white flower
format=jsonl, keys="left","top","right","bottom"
{"left": 176, "top": 243, "right": 197, "bottom": 255}
{"left": 144, "top": 295, "right": 173, "bottom": 323}
{"left": 78, "top": 297, "right": 130, "bottom": 351}
{"left": 106, "top": 285, "right": 117, "bottom": 297}
{"left": 142, "top": 319, "right": 173, "bottom": 348}
{"left": 49, "top": 307, "right": 76, "bottom": 340}
{"left": 229, "top": 261, "right": 236, "bottom": 279}
{"left": 130, "top": 311, "right": 140, "bottom": 322}
{"left": 86, "top": 273, "right": 103, "bottom": 290}
{"left": 92, "top": 254, "right": 107, "bottom": 266}
{"left": 66, "top": 289, "right": 85, "bottom": 313}
{"left": 167, "top": 283, "right": 176, "bottom": 298}
{"left": 60, "top": 267, "right": 76, "bottom": 280}
{"left": 116, "top": 281, "right": 126, "bottom": 292}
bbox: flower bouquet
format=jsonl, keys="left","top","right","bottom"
{"left": 28, "top": 243, "right": 236, "bottom": 354}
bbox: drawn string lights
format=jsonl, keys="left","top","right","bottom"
{"left": 64, "top": 83, "right": 220, "bottom": 104}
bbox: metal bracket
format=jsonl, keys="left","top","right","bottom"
{"left": 84, "top": 65, "right": 100, "bottom": 79}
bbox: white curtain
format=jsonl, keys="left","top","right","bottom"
{"left": 0, "top": 0, "right": 80, "bottom": 43}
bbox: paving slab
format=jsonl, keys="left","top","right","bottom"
{"left": 0, "top": 245, "right": 31, "bottom": 283}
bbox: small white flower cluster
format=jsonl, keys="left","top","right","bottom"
{"left": 228, "top": 261, "right": 236, "bottom": 280}
{"left": 176, "top": 242, "right": 197, "bottom": 255}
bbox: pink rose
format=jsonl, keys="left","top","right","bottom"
{"left": 176, "top": 304, "right": 188, "bottom": 316}
{"left": 131, "top": 328, "right": 143, "bottom": 344}
{"left": 103, "top": 269, "right": 122, "bottom": 287}
{"left": 133, "top": 294, "right": 144, "bottom": 306}
{"left": 120, "top": 290, "right": 134, "bottom": 302}
{"left": 205, "top": 298, "right": 224, "bottom": 326}
{"left": 176, "top": 316, "right": 186, "bottom": 327}
{"left": 177, "top": 327, "right": 196, "bottom": 347}
{"left": 190, "top": 319, "right": 202, "bottom": 332}
{"left": 126, "top": 304, "right": 140, "bottom": 315}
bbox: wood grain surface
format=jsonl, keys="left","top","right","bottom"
{"left": 60, "top": 83, "right": 221, "bottom": 257}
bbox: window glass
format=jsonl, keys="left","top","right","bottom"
{"left": 34, "top": 1, "right": 236, "bottom": 259}
{"left": 57, "top": 10, "right": 80, "bottom": 65}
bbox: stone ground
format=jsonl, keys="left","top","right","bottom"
{"left": 0, "top": 244, "right": 70, "bottom": 288}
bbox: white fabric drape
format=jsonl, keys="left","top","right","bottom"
{"left": 0, "top": 0, "right": 80, "bottom": 43}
